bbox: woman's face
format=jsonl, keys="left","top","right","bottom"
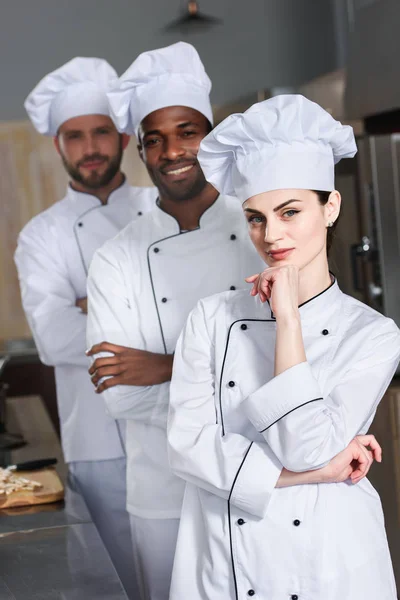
{"left": 243, "top": 189, "right": 341, "bottom": 271}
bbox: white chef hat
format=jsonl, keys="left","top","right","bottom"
{"left": 198, "top": 95, "right": 357, "bottom": 202}
{"left": 25, "top": 57, "right": 118, "bottom": 136}
{"left": 107, "top": 41, "right": 213, "bottom": 136}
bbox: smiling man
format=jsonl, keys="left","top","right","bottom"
{"left": 14, "top": 57, "right": 156, "bottom": 599}
{"left": 86, "top": 42, "right": 263, "bottom": 600}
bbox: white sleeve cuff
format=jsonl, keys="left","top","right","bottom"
{"left": 243, "top": 362, "right": 322, "bottom": 432}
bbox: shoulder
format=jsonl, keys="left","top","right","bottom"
{"left": 340, "top": 292, "right": 400, "bottom": 360}
{"left": 128, "top": 185, "right": 157, "bottom": 201}
{"left": 18, "top": 195, "right": 70, "bottom": 243}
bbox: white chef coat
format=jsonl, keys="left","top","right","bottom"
{"left": 86, "top": 195, "right": 264, "bottom": 518}
{"left": 14, "top": 179, "right": 156, "bottom": 463}
{"left": 168, "top": 279, "right": 400, "bottom": 600}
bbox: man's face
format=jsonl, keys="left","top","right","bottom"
{"left": 138, "top": 106, "right": 211, "bottom": 202}
{"left": 55, "top": 114, "right": 128, "bottom": 189}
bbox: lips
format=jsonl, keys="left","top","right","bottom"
{"left": 161, "top": 162, "right": 196, "bottom": 177}
{"left": 80, "top": 159, "right": 106, "bottom": 170}
{"left": 267, "top": 248, "right": 294, "bottom": 261}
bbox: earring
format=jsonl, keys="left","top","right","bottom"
{"left": 327, "top": 221, "right": 334, "bottom": 228}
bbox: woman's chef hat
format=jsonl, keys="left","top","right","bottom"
{"left": 25, "top": 57, "right": 118, "bottom": 136}
{"left": 107, "top": 41, "right": 213, "bottom": 137}
{"left": 198, "top": 95, "right": 357, "bottom": 202}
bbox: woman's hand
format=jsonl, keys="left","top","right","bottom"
{"left": 276, "top": 434, "right": 381, "bottom": 488}
{"left": 245, "top": 265, "right": 300, "bottom": 321}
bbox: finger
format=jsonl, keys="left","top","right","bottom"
{"left": 351, "top": 444, "right": 372, "bottom": 482}
{"left": 86, "top": 342, "right": 124, "bottom": 356}
{"left": 259, "top": 289, "right": 268, "bottom": 303}
{"left": 88, "top": 355, "right": 121, "bottom": 375}
{"left": 356, "top": 435, "right": 382, "bottom": 463}
{"left": 245, "top": 274, "right": 260, "bottom": 283}
{"left": 95, "top": 376, "right": 122, "bottom": 394}
{"left": 250, "top": 282, "right": 259, "bottom": 297}
{"left": 91, "top": 365, "right": 125, "bottom": 385}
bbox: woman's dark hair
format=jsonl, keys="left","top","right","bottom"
{"left": 312, "top": 190, "right": 338, "bottom": 254}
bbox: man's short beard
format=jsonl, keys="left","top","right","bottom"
{"left": 61, "top": 138, "right": 123, "bottom": 190}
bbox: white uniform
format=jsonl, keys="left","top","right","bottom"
{"left": 86, "top": 195, "right": 264, "bottom": 599}
{"left": 168, "top": 280, "right": 400, "bottom": 600}
{"left": 14, "top": 179, "right": 156, "bottom": 599}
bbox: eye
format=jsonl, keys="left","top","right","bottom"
{"left": 182, "top": 130, "right": 197, "bottom": 137}
{"left": 96, "top": 128, "right": 111, "bottom": 135}
{"left": 247, "top": 214, "right": 265, "bottom": 224}
{"left": 282, "top": 209, "right": 300, "bottom": 218}
{"left": 66, "top": 133, "right": 81, "bottom": 140}
{"left": 144, "top": 138, "right": 160, "bottom": 148}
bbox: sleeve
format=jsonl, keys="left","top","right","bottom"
{"left": 86, "top": 243, "right": 167, "bottom": 422}
{"left": 243, "top": 320, "right": 400, "bottom": 472}
{"left": 167, "top": 300, "right": 282, "bottom": 519}
{"left": 14, "top": 221, "right": 88, "bottom": 368}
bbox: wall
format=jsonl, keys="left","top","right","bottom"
{"left": 0, "top": 0, "right": 336, "bottom": 120}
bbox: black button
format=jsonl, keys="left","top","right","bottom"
{"left": 138, "top": 211, "right": 143, "bottom": 216}
{"left": 293, "top": 519, "right": 301, "bottom": 527}
{"left": 240, "top": 324, "right": 247, "bottom": 330}
{"left": 248, "top": 591, "right": 255, "bottom": 597}
{"left": 237, "top": 518, "right": 245, "bottom": 525}
{"left": 322, "top": 329, "right": 329, "bottom": 336}
{"left": 228, "top": 381, "right": 235, "bottom": 388}
{"left": 230, "top": 286, "right": 236, "bottom": 290}
{"left": 154, "top": 247, "right": 160, "bottom": 253}
{"left": 291, "top": 596, "right": 299, "bottom": 600}
{"left": 78, "top": 222, "right": 83, "bottom": 227}
{"left": 230, "top": 234, "right": 237, "bottom": 240}
{"left": 161, "top": 298, "right": 167, "bottom": 303}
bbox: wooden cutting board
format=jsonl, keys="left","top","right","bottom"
{"left": 0, "top": 467, "right": 64, "bottom": 509}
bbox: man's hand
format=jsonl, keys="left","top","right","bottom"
{"left": 87, "top": 342, "right": 173, "bottom": 393}
{"left": 277, "top": 434, "right": 381, "bottom": 488}
{"left": 76, "top": 297, "right": 88, "bottom": 314}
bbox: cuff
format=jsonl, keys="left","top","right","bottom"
{"left": 243, "top": 362, "right": 322, "bottom": 432}
{"left": 230, "top": 442, "right": 282, "bottom": 518}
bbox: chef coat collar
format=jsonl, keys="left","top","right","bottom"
{"left": 267, "top": 274, "right": 342, "bottom": 328}
{"left": 66, "top": 176, "right": 131, "bottom": 213}
{"left": 153, "top": 193, "right": 225, "bottom": 234}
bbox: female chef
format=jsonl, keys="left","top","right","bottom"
{"left": 167, "top": 95, "right": 400, "bottom": 600}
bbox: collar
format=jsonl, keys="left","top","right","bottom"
{"left": 266, "top": 276, "right": 343, "bottom": 331}
{"left": 152, "top": 194, "right": 228, "bottom": 235}
{"left": 66, "top": 176, "right": 131, "bottom": 213}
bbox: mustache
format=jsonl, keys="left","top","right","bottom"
{"left": 77, "top": 154, "right": 109, "bottom": 167}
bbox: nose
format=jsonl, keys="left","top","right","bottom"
{"left": 161, "top": 136, "right": 185, "bottom": 161}
{"left": 264, "top": 216, "right": 284, "bottom": 244}
{"left": 85, "top": 133, "right": 99, "bottom": 155}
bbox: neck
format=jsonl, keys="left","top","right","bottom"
{"left": 70, "top": 171, "right": 125, "bottom": 205}
{"left": 297, "top": 250, "right": 332, "bottom": 306}
{"left": 158, "top": 183, "right": 219, "bottom": 230}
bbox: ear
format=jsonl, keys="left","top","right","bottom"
{"left": 325, "top": 190, "right": 341, "bottom": 226}
{"left": 121, "top": 133, "right": 130, "bottom": 151}
{"left": 137, "top": 142, "right": 144, "bottom": 163}
{"left": 53, "top": 136, "right": 61, "bottom": 156}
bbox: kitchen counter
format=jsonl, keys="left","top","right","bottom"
{"left": 0, "top": 478, "right": 129, "bottom": 599}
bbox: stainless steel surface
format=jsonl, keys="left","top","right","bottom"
{"left": 0, "top": 480, "right": 128, "bottom": 599}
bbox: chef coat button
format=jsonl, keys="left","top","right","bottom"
{"left": 240, "top": 324, "right": 247, "bottom": 330}
{"left": 154, "top": 247, "right": 160, "bottom": 253}
{"left": 230, "top": 234, "right": 237, "bottom": 240}
{"left": 291, "top": 596, "right": 299, "bottom": 600}
{"left": 293, "top": 519, "right": 301, "bottom": 526}
{"left": 237, "top": 518, "right": 245, "bottom": 525}
{"left": 230, "top": 286, "right": 236, "bottom": 290}
{"left": 138, "top": 211, "right": 143, "bottom": 216}
{"left": 228, "top": 381, "right": 235, "bottom": 388}
{"left": 322, "top": 329, "right": 329, "bottom": 335}
{"left": 247, "top": 590, "right": 255, "bottom": 597}
{"left": 161, "top": 298, "right": 167, "bottom": 303}
{"left": 78, "top": 222, "right": 83, "bottom": 227}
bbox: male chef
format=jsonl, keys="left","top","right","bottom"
{"left": 86, "top": 42, "right": 264, "bottom": 600}
{"left": 14, "top": 57, "right": 156, "bottom": 598}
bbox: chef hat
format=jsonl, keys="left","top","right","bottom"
{"left": 25, "top": 57, "right": 118, "bottom": 136}
{"left": 198, "top": 95, "right": 357, "bottom": 202}
{"left": 107, "top": 41, "right": 213, "bottom": 136}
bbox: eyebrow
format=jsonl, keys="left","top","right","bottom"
{"left": 244, "top": 199, "right": 302, "bottom": 214}
{"left": 143, "top": 121, "right": 200, "bottom": 139}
